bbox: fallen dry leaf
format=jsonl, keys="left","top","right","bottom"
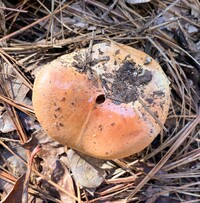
{"left": 67, "top": 149, "right": 106, "bottom": 189}
{"left": 51, "top": 160, "right": 75, "bottom": 203}
{"left": 0, "top": 180, "right": 13, "bottom": 201}
{"left": 0, "top": 111, "right": 16, "bottom": 133}
{"left": 0, "top": 142, "right": 27, "bottom": 178}
{"left": 30, "top": 129, "right": 75, "bottom": 202}
{"left": 38, "top": 158, "right": 75, "bottom": 202}
{"left": 1, "top": 173, "right": 26, "bottom": 203}
{"left": 5, "top": 77, "right": 30, "bottom": 104}
{"left": 0, "top": 145, "right": 41, "bottom": 203}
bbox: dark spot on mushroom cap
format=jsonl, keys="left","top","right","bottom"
{"left": 95, "top": 94, "right": 106, "bottom": 104}
{"left": 98, "top": 125, "right": 103, "bottom": 131}
{"left": 55, "top": 107, "right": 61, "bottom": 111}
{"left": 98, "top": 48, "right": 104, "bottom": 55}
{"left": 146, "top": 98, "right": 154, "bottom": 104}
{"left": 115, "top": 49, "right": 120, "bottom": 55}
{"left": 55, "top": 122, "right": 64, "bottom": 130}
{"left": 61, "top": 97, "right": 66, "bottom": 101}
{"left": 153, "top": 90, "right": 164, "bottom": 97}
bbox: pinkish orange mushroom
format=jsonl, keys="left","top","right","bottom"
{"left": 32, "top": 42, "right": 170, "bottom": 159}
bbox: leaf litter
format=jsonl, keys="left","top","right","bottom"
{"left": 0, "top": 0, "right": 200, "bottom": 202}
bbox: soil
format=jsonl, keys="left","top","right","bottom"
{"left": 72, "top": 54, "right": 153, "bottom": 105}
{"left": 111, "top": 60, "right": 152, "bottom": 104}
{"left": 72, "top": 52, "right": 154, "bottom": 105}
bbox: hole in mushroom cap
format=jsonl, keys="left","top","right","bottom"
{"left": 95, "top": 94, "right": 106, "bottom": 104}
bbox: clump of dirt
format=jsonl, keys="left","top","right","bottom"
{"left": 72, "top": 54, "right": 87, "bottom": 72}
{"left": 71, "top": 55, "right": 153, "bottom": 105}
{"left": 111, "top": 60, "right": 152, "bottom": 104}
{"left": 72, "top": 53, "right": 110, "bottom": 73}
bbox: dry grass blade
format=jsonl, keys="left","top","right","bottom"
{"left": 0, "top": 6, "right": 27, "bottom": 13}
{"left": 0, "top": 94, "right": 34, "bottom": 116}
{"left": 0, "top": 50, "right": 33, "bottom": 90}
{"left": 142, "top": 0, "right": 181, "bottom": 30}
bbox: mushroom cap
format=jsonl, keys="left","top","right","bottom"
{"left": 32, "top": 42, "right": 170, "bottom": 159}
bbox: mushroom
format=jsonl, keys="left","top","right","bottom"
{"left": 32, "top": 42, "right": 170, "bottom": 159}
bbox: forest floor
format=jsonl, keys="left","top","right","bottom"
{"left": 0, "top": 0, "right": 200, "bottom": 202}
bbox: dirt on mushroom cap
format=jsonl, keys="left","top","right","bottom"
{"left": 33, "top": 42, "right": 171, "bottom": 159}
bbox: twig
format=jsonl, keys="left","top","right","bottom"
{"left": 0, "top": 6, "right": 27, "bottom": 13}
{"left": 101, "top": 0, "right": 118, "bottom": 19}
